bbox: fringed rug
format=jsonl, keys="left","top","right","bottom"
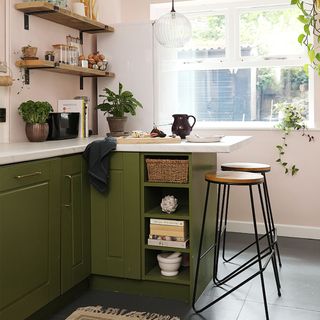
{"left": 66, "top": 306, "right": 181, "bottom": 320}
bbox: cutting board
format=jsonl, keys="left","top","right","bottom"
{"left": 117, "top": 136, "right": 181, "bottom": 144}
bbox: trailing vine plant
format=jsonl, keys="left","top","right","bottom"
{"left": 273, "top": 102, "right": 314, "bottom": 175}
{"left": 291, "top": 0, "right": 320, "bottom": 74}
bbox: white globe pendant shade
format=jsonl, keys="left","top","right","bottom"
{"left": 154, "top": 5, "right": 192, "bottom": 48}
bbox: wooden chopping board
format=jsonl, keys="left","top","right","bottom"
{"left": 117, "top": 136, "right": 181, "bottom": 144}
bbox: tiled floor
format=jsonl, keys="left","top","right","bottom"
{"left": 49, "top": 233, "right": 320, "bottom": 320}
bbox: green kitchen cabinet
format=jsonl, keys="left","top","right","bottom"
{"left": 91, "top": 152, "right": 141, "bottom": 279}
{"left": 60, "top": 155, "right": 91, "bottom": 294}
{"left": 0, "top": 158, "right": 61, "bottom": 320}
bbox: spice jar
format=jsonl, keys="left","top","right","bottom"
{"left": 45, "top": 51, "right": 55, "bottom": 62}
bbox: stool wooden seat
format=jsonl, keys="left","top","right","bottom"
{"left": 205, "top": 171, "right": 264, "bottom": 185}
{"left": 221, "top": 162, "right": 271, "bottom": 173}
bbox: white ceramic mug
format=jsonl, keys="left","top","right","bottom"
{"left": 72, "top": 2, "right": 85, "bottom": 16}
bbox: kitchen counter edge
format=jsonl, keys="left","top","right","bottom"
{"left": 0, "top": 135, "right": 252, "bottom": 166}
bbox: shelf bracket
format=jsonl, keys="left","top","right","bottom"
{"left": 24, "top": 69, "right": 30, "bottom": 85}
{"left": 79, "top": 31, "right": 84, "bottom": 45}
{"left": 24, "top": 14, "right": 30, "bottom": 30}
{"left": 80, "top": 76, "right": 84, "bottom": 90}
{"left": 23, "top": 9, "right": 58, "bottom": 30}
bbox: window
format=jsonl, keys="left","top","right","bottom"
{"left": 153, "top": 1, "right": 313, "bottom": 127}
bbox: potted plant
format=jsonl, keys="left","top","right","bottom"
{"left": 18, "top": 100, "right": 53, "bottom": 142}
{"left": 273, "top": 101, "right": 314, "bottom": 175}
{"left": 97, "top": 82, "right": 143, "bottom": 136}
{"left": 21, "top": 45, "right": 38, "bottom": 59}
{"left": 291, "top": 0, "right": 320, "bottom": 74}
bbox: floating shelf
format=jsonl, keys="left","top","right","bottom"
{"left": 15, "top": 2, "right": 114, "bottom": 33}
{"left": 16, "top": 60, "right": 115, "bottom": 77}
{"left": 16, "top": 60, "right": 115, "bottom": 89}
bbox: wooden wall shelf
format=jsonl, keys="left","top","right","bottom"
{"left": 16, "top": 60, "right": 115, "bottom": 78}
{"left": 15, "top": 2, "right": 114, "bottom": 33}
{"left": 16, "top": 60, "right": 115, "bottom": 89}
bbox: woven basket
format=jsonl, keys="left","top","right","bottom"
{"left": 146, "top": 159, "right": 189, "bottom": 183}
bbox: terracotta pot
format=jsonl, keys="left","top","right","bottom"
{"left": 0, "top": 76, "right": 13, "bottom": 86}
{"left": 25, "top": 123, "right": 49, "bottom": 142}
{"left": 107, "top": 116, "right": 127, "bottom": 137}
{"left": 22, "top": 46, "right": 38, "bottom": 58}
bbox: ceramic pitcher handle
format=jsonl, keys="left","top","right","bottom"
{"left": 188, "top": 115, "right": 196, "bottom": 129}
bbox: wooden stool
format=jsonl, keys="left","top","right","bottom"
{"left": 192, "top": 171, "right": 281, "bottom": 320}
{"left": 221, "top": 162, "right": 281, "bottom": 268}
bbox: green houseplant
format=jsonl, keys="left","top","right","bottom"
{"left": 18, "top": 100, "right": 53, "bottom": 142}
{"left": 291, "top": 0, "right": 320, "bottom": 74}
{"left": 97, "top": 82, "right": 143, "bottom": 136}
{"left": 273, "top": 101, "right": 314, "bottom": 175}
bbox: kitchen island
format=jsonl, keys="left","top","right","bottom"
{"left": 0, "top": 135, "right": 251, "bottom": 165}
{"left": 0, "top": 136, "right": 251, "bottom": 320}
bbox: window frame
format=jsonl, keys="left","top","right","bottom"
{"left": 152, "top": 0, "right": 315, "bottom": 129}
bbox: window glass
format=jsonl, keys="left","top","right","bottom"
{"left": 239, "top": 7, "right": 304, "bottom": 57}
{"left": 180, "top": 14, "right": 226, "bottom": 58}
{"left": 153, "top": 3, "right": 311, "bottom": 126}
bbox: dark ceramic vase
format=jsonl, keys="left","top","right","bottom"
{"left": 171, "top": 114, "right": 196, "bottom": 139}
{"left": 25, "top": 123, "right": 49, "bottom": 142}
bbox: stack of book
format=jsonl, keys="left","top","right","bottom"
{"left": 148, "top": 218, "right": 189, "bottom": 248}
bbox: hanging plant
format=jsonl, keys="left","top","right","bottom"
{"left": 273, "top": 101, "right": 314, "bottom": 175}
{"left": 291, "top": 0, "right": 320, "bottom": 74}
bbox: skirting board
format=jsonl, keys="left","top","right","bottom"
{"left": 227, "top": 220, "right": 320, "bottom": 240}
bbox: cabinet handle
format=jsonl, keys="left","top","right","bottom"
{"left": 15, "top": 171, "right": 42, "bottom": 179}
{"left": 64, "top": 175, "right": 72, "bottom": 208}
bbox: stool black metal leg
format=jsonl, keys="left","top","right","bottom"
{"left": 222, "top": 185, "right": 230, "bottom": 262}
{"left": 213, "top": 184, "right": 227, "bottom": 284}
{"left": 249, "top": 185, "right": 270, "bottom": 320}
{"left": 212, "top": 184, "right": 222, "bottom": 285}
{"left": 192, "top": 182, "right": 211, "bottom": 310}
{"left": 258, "top": 184, "right": 282, "bottom": 296}
{"left": 262, "top": 173, "right": 282, "bottom": 268}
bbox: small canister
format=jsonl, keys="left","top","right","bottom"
{"left": 45, "top": 50, "right": 55, "bottom": 62}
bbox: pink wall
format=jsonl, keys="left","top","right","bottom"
{"left": 6, "top": 0, "right": 98, "bottom": 142}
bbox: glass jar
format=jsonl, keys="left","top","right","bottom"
{"left": 68, "top": 46, "right": 78, "bottom": 66}
{"left": 52, "top": 44, "right": 69, "bottom": 64}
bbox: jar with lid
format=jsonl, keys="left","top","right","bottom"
{"left": 52, "top": 44, "right": 69, "bottom": 64}
{"left": 68, "top": 46, "right": 79, "bottom": 66}
{"left": 45, "top": 51, "right": 55, "bottom": 62}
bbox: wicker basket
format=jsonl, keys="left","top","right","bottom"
{"left": 146, "top": 159, "right": 189, "bottom": 183}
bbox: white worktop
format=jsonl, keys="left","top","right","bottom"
{"left": 0, "top": 135, "right": 252, "bottom": 165}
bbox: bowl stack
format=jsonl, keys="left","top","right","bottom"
{"left": 157, "top": 252, "right": 182, "bottom": 276}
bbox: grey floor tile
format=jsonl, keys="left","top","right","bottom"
{"left": 237, "top": 300, "right": 320, "bottom": 320}
{"left": 47, "top": 234, "right": 320, "bottom": 320}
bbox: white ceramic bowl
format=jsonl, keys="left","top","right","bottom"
{"left": 157, "top": 252, "right": 182, "bottom": 276}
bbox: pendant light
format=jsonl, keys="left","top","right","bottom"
{"left": 154, "top": 0, "right": 192, "bottom": 48}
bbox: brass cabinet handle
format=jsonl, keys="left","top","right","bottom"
{"left": 64, "top": 175, "right": 72, "bottom": 208}
{"left": 15, "top": 171, "right": 42, "bottom": 179}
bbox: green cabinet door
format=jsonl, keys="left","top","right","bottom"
{"left": 61, "top": 155, "right": 90, "bottom": 294}
{"left": 0, "top": 158, "right": 60, "bottom": 320}
{"left": 91, "top": 152, "right": 141, "bottom": 279}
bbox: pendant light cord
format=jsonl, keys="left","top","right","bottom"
{"left": 171, "top": 0, "right": 175, "bottom": 12}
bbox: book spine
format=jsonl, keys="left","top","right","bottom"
{"left": 150, "top": 218, "right": 185, "bottom": 226}
{"left": 149, "top": 234, "right": 187, "bottom": 241}
{"left": 147, "top": 238, "right": 189, "bottom": 249}
{"left": 149, "top": 230, "right": 187, "bottom": 238}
